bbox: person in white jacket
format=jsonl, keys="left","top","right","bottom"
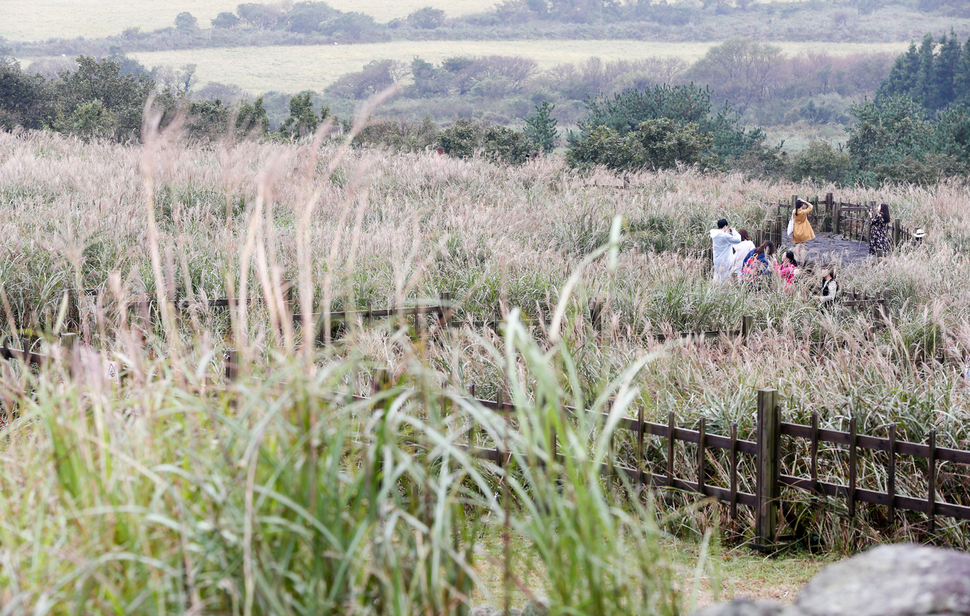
{"left": 730, "top": 228, "right": 755, "bottom": 278}
{"left": 710, "top": 219, "right": 741, "bottom": 282}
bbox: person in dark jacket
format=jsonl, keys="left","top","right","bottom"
{"left": 868, "top": 203, "right": 891, "bottom": 256}
{"left": 817, "top": 266, "right": 838, "bottom": 312}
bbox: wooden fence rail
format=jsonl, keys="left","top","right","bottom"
{"left": 320, "top": 380, "right": 970, "bottom": 549}
{"left": 2, "top": 324, "right": 959, "bottom": 549}
{"left": 77, "top": 281, "right": 889, "bottom": 348}
{"left": 770, "top": 194, "right": 921, "bottom": 252}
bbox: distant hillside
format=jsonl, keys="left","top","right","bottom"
{"left": 5, "top": 0, "right": 969, "bottom": 53}
{"left": 0, "top": 0, "right": 493, "bottom": 41}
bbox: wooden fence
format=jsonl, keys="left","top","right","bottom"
{"left": 73, "top": 284, "right": 892, "bottom": 353}
{"left": 339, "top": 382, "right": 970, "bottom": 549}
{"left": 4, "top": 302, "right": 953, "bottom": 549}
{"left": 6, "top": 340, "right": 962, "bottom": 549}
{"left": 769, "top": 194, "right": 921, "bottom": 251}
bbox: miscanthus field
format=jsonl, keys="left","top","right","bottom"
{"left": 0, "top": 123, "right": 968, "bottom": 615}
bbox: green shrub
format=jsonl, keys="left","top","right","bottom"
{"left": 568, "top": 83, "right": 767, "bottom": 170}
{"left": 789, "top": 141, "right": 851, "bottom": 184}
{"left": 566, "top": 119, "right": 713, "bottom": 171}
{"left": 354, "top": 115, "right": 438, "bottom": 151}
{"left": 438, "top": 117, "right": 536, "bottom": 164}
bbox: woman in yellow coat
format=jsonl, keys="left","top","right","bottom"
{"left": 792, "top": 199, "right": 815, "bottom": 263}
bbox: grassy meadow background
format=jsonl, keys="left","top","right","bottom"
{"left": 119, "top": 40, "right": 910, "bottom": 95}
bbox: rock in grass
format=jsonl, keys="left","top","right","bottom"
{"left": 690, "top": 598, "right": 785, "bottom": 615}
{"left": 793, "top": 544, "right": 970, "bottom": 616}
{"left": 692, "top": 543, "right": 970, "bottom": 616}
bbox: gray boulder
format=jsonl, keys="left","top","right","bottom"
{"left": 793, "top": 544, "right": 970, "bottom": 616}
{"left": 690, "top": 598, "right": 785, "bottom": 616}
{"left": 692, "top": 543, "right": 970, "bottom": 616}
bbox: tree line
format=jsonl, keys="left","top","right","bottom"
{"left": 0, "top": 57, "right": 270, "bottom": 141}
{"left": 2, "top": 34, "right": 969, "bottom": 187}
{"left": 319, "top": 40, "right": 892, "bottom": 131}
{"left": 878, "top": 31, "right": 970, "bottom": 112}
{"left": 6, "top": 0, "right": 967, "bottom": 61}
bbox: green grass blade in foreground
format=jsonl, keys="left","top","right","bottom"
{"left": 497, "top": 310, "right": 680, "bottom": 616}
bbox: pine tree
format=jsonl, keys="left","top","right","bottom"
{"left": 879, "top": 41, "right": 921, "bottom": 100}
{"left": 914, "top": 33, "right": 937, "bottom": 109}
{"left": 524, "top": 101, "right": 559, "bottom": 153}
{"left": 955, "top": 37, "right": 970, "bottom": 107}
{"left": 934, "top": 31, "right": 961, "bottom": 110}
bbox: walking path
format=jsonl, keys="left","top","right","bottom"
{"left": 785, "top": 232, "right": 871, "bottom": 267}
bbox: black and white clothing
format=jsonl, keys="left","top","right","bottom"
{"left": 818, "top": 278, "right": 838, "bottom": 312}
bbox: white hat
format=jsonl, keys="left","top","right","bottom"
{"left": 913, "top": 227, "right": 926, "bottom": 239}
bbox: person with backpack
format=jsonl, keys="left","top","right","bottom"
{"left": 740, "top": 241, "right": 776, "bottom": 287}
{"left": 731, "top": 229, "right": 755, "bottom": 279}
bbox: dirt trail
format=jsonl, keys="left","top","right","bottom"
{"left": 783, "top": 232, "right": 871, "bottom": 267}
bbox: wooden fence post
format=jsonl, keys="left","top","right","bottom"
{"left": 666, "top": 411, "right": 676, "bottom": 489}
{"left": 928, "top": 429, "right": 937, "bottom": 536}
{"left": 590, "top": 301, "right": 603, "bottom": 333}
{"left": 697, "top": 417, "right": 707, "bottom": 496}
{"left": 439, "top": 292, "right": 452, "bottom": 327}
{"left": 825, "top": 193, "right": 834, "bottom": 232}
{"left": 730, "top": 422, "right": 738, "bottom": 519}
{"left": 371, "top": 368, "right": 390, "bottom": 397}
{"left": 755, "top": 388, "right": 780, "bottom": 548}
{"left": 742, "top": 315, "right": 753, "bottom": 340}
{"left": 61, "top": 333, "right": 78, "bottom": 377}
{"left": 848, "top": 416, "right": 857, "bottom": 517}
{"left": 283, "top": 278, "right": 294, "bottom": 313}
{"left": 887, "top": 423, "right": 897, "bottom": 522}
{"left": 834, "top": 202, "right": 842, "bottom": 235}
{"left": 636, "top": 407, "right": 644, "bottom": 493}
{"left": 224, "top": 349, "right": 239, "bottom": 382}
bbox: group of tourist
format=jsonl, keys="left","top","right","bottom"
{"left": 709, "top": 219, "right": 802, "bottom": 288}
{"left": 709, "top": 197, "right": 855, "bottom": 308}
